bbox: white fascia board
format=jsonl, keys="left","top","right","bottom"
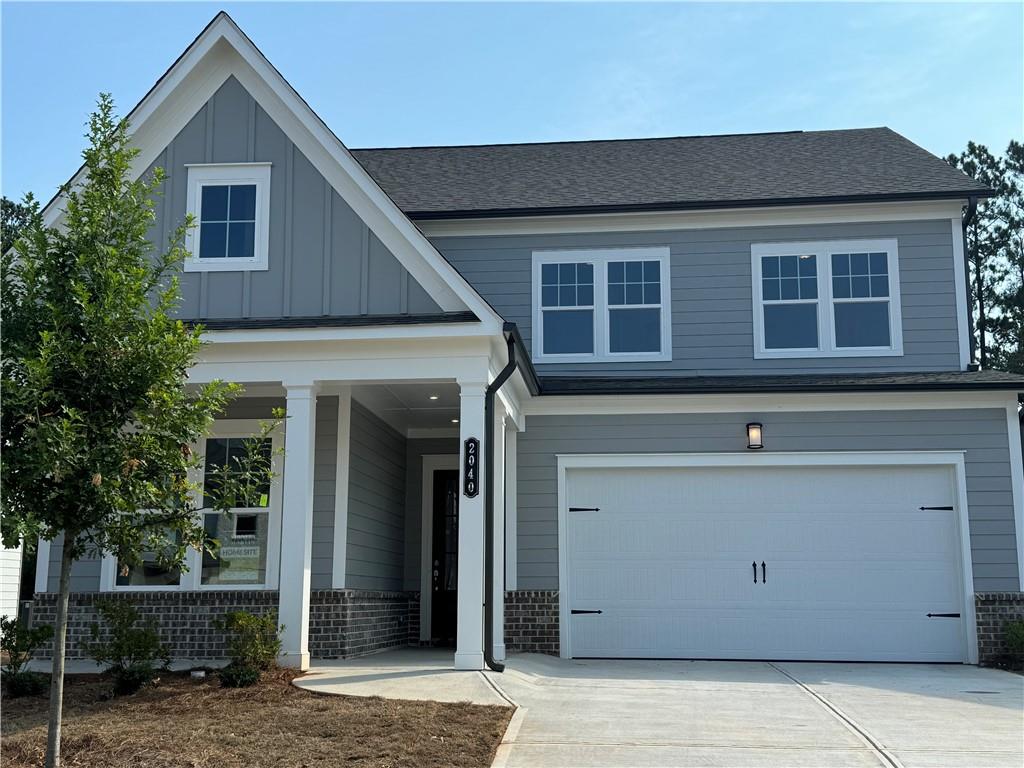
{"left": 524, "top": 390, "right": 1016, "bottom": 417}
{"left": 1005, "top": 405, "right": 1024, "bottom": 589}
{"left": 950, "top": 215, "right": 972, "bottom": 370}
{"left": 419, "top": 200, "right": 967, "bottom": 238}
{"left": 202, "top": 321, "right": 493, "bottom": 345}
{"left": 38, "top": 13, "right": 503, "bottom": 332}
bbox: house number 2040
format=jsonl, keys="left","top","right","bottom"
{"left": 463, "top": 438, "right": 480, "bottom": 498}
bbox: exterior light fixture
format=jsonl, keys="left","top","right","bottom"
{"left": 451, "top": 418, "right": 460, "bottom": 424}
{"left": 746, "top": 423, "right": 764, "bottom": 450}
{"left": 428, "top": 395, "right": 439, "bottom": 400}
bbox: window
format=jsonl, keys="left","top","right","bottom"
{"left": 752, "top": 239, "right": 902, "bottom": 358}
{"left": 533, "top": 248, "right": 671, "bottom": 362}
{"left": 184, "top": 164, "right": 271, "bottom": 272}
{"left": 100, "top": 420, "right": 282, "bottom": 592}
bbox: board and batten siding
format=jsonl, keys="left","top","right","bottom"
{"left": 147, "top": 75, "right": 440, "bottom": 321}
{"left": 516, "top": 408, "right": 1019, "bottom": 592}
{"left": 434, "top": 219, "right": 960, "bottom": 375}
{"left": 344, "top": 401, "right": 407, "bottom": 591}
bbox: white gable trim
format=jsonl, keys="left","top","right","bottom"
{"left": 40, "top": 13, "right": 502, "bottom": 330}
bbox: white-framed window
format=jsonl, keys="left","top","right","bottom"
{"left": 100, "top": 420, "right": 283, "bottom": 592}
{"left": 184, "top": 163, "right": 272, "bottom": 272}
{"left": 532, "top": 247, "right": 672, "bottom": 363}
{"left": 751, "top": 239, "right": 903, "bottom": 359}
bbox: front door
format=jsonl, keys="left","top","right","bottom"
{"left": 430, "top": 469, "right": 460, "bottom": 645}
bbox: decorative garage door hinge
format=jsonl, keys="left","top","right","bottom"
{"left": 571, "top": 609, "right": 603, "bottom": 615}
{"left": 569, "top": 506, "right": 601, "bottom": 512}
{"left": 926, "top": 612, "right": 961, "bottom": 618}
{"left": 919, "top": 505, "right": 954, "bottom": 511}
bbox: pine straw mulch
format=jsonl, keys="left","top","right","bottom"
{"left": 1, "top": 669, "right": 512, "bottom": 768}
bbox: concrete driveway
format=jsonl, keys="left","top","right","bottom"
{"left": 489, "top": 655, "right": 1024, "bottom": 768}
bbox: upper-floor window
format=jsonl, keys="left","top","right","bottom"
{"left": 533, "top": 247, "right": 671, "bottom": 363}
{"left": 184, "top": 163, "right": 271, "bottom": 272}
{"left": 751, "top": 239, "right": 903, "bottom": 359}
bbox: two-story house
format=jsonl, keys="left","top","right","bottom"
{"left": 32, "top": 13, "right": 1024, "bottom": 670}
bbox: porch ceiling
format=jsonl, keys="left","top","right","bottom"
{"left": 352, "top": 381, "right": 461, "bottom": 437}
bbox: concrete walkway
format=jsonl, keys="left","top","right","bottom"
{"left": 294, "top": 648, "right": 509, "bottom": 706}
{"left": 489, "top": 655, "right": 1024, "bottom": 768}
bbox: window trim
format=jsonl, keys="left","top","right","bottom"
{"left": 532, "top": 247, "right": 672, "bottom": 363}
{"left": 100, "top": 419, "right": 284, "bottom": 592}
{"left": 184, "top": 163, "right": 272, "bottom": 273}
{"left": 751, "top": 239, "right": 903, "bottom": 359}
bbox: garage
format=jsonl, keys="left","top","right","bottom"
{"left": 563, "top": 458, "right": 970, "bottom": 662}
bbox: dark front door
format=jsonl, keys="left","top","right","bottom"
{"left": 430, "top": 469, "right": 459, "bottom": 645}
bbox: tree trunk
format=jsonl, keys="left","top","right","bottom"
{"left": 44, "top": 540, "right": 74, "bottom": 768}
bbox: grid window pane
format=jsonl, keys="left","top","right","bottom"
{"left": 203, "top": 437, "right": 272, "bottom": 508}
{"left": 850, "top": 252, "right": 869, "bottom": 275}
{"left": 610, "top": 308, "right": 661, "bottom": 353}
{"left": 540, "top": 261, "right": 593, "bottom": 308}
{"left": 779, "top": 255, "right": 798, "bottom": 277}
{"left": 542, "top": 309, "right": 594, "bottom": 354}
{"left": 541, "top": 263, "right": 558, "bottom": 285}
{"left": 116, "top": 533, "right": 182, "bottom": 588}
{"left": 831, "top": 251, "right": 890, "bottom": 299}
{"left": 608, "top": 260, "right": 661, "bottom": 307}
{"left": 762, "top": 278, "right": 780, "bottom": 301}
{"left": 761, "top": 255, "right": 816, "bottom": 300}
{"left": 199, "top": 184, "right": 258, "bottom": 261}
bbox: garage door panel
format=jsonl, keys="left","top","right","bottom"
{"left": 566, "top": 464, "right": 966, "bottom": 662}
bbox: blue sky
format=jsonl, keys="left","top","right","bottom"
{"left": 3, "top": 2, "right": 1021, "bottom": 200}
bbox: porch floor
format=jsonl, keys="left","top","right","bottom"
{"left": 294, "top": 648, "right": 511, "bottom": 706}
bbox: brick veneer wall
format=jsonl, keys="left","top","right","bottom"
{"left": 975, "top": 592, "right": 1024, "bottom": 665}
{"left": 505, "top": 590, "right": 559, "bottom": 655}
{"left": 308, "top": 590, "right": 412, "bottom": 658}
{"left": 31, "top": 590, "right": 280, "bottom": 660}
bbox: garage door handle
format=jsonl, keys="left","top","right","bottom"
{"left": 571, "top": 609, "right": 603, "bottom": 615}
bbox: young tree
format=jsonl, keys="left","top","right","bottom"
{"left": 2, "top": 195, "right": 34, "bottom": 254}
{"left": 946, "top": 141, "right": 1024, "bottom": 372}
{"left": 1, "top": 96, "right": 279, "bottom": 768}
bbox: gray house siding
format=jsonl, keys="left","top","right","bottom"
{"left": 345, "top": 401, "right": 407, "bottom": 591}
{"left": 434, "top": 219, "right": 960, "bottom": 375}
{"left": 147, "top": 75, "right": 441, "bottom": 321}
{"left": 516, "top": 408, "right": 1018, "bottom": 592}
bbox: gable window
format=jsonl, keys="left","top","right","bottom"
{"left": 533, "top": 248, "right": 671, "bottom": 363}
{"left": 184, "top": 164, "right": 271, "bottom": 272}
{"left": 752, "top": 239, "right": 903, "bottom": 358}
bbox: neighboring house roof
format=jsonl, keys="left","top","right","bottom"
{"left": 539, "top": 369, "right": 1024, "bottom": 396}
{"left": 351, "top": 129, "right": 991, "bottom": 219}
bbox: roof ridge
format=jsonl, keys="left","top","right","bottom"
{"left": 349, "top": 129, "right": 892, "bottom": 153}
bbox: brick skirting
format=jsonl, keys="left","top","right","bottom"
{"left": 308, "top": 590, "right": 412, "bottom": 659}
{"left": 31, "top": 589, "right": 416, "bottom": 661}
{"left": 30, "top": 590, "right": 280, "bottom": 660}
{"left": 975, "top": 592, "right": 1024, "bottom": 665}
{"left": 505, "top": 590, "right": 559, "bottom": 655}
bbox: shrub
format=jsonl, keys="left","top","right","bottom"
{"left": 1, "top": 616, "right": 53, "bottom": 698}
{"left": 218, "top": 662, "right": 261, "bottom": 688}
{"left": 215, "top": 610, "right": 282, "bottom": 687}
{"left": 1005, "top": 620, "right": 1024, "bottom": 656}
{"left": 88, "top": 601, "right": 170, "bottom": 695}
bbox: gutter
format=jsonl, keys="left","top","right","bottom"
{"left": 962, "top": 195, "right": 980, "bottom": 368}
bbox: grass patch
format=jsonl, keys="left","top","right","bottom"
{"left": 2, "top": 669, "right": 512, "bottom": 767}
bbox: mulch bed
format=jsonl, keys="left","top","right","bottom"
{"left": 2, "top": 669, "right": 512, "bottom": 767}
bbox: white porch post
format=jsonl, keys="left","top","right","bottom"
{"left": 455, "top": 378, "right": 487, "bottom": 670}
{"left": 491, "top": 409, "right": 508, "bottom": 661}
{"left": 278, "top": 382, "right": 319, "bottom": 670}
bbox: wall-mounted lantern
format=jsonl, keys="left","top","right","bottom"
{"left": 746, "top": 422, "right": 764, "bottom": 450}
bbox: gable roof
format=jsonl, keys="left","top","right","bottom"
{"left": 351, "top": 129, "right": 991, "bottom": 219}
{"left": 38, "top": 12, "right": 503, "bottom": 330}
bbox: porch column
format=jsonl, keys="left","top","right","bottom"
{"left": 455, "top": 378, "right": 487, "bottom": 670}
{"left": 278, "top": 381, "right": 319, "bottom": 669}
{"left": 491, "top": 409, "right": 508, "bottom": 661}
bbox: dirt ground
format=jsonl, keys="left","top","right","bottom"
{"left": 1, "top": 670, "right": 512, "bottom": 768}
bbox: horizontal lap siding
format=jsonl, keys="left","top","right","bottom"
{"left": 516, "top": 409, "right": 1018, "bottom": 592}
{"left": 345, "top": 402, "right": 407, "bottom": 591}
{"left": 435, "top": 219, "right": 961, "bottom": 375}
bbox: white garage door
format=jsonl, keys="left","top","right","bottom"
{"left": 566, "top": 463, "right": 967, "bottom": 662}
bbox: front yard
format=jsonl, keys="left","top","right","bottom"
{"left": 2, "top": 670, "right": 511, "bottom": 767}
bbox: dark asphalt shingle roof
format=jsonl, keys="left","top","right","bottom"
{"left": 351, "top": 128, "right": 990, "bottom": 218}
{"left": 539, "top": 369, "right": 1024, "bottom": 395}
